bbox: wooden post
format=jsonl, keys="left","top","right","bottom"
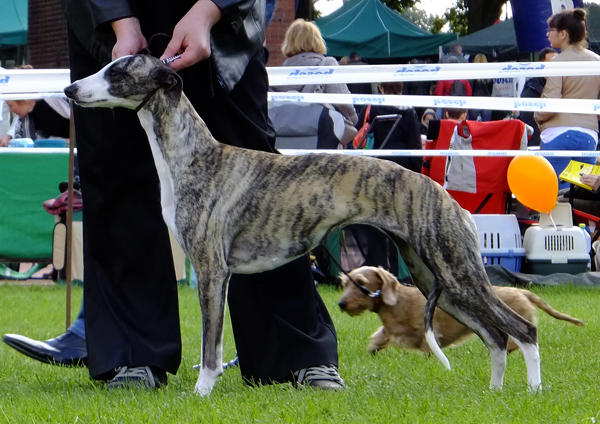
{"left": 65, "top": 102, "right": 76, "bottom": 330}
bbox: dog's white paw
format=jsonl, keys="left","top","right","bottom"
{"left": 193, "top": 383, "right": 214, "bottom": 397}
{"left": 193, "top": 367, "right": 221, "bottom": 396}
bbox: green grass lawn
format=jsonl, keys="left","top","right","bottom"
{"left": 0, "top": 282, "right": 599, "bottom": 423}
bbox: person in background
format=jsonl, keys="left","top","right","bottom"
{"left": 440, "top": 42, "right": 468, "bottom": 63}
{"left": 356, "top": 81, "right": 422, "bottom": 172}
{"left": 0, "top": 75, "right": 13, "bottom": 145}
{"left": 434, "top": 67, "right": 473, "bottom": 98}
{"left": 519, "top": 47, "right": 558, "bottom": 147}
{"left": 271, "top": 19, "right": 358, "bottom": 145}
{"left": 403, "top": 58, "right": 434, "bottom": 122}
{"left": 420, "top": 108, "right": 437, "bottom": 136}
{"left": 444, "top": 108, "right": 468, "bottom": 122}
{"left": 435, "top": 56, "right": 472, "bottom": 119}
{"left": 468, "top": 54, "right": 493, "bottom": 122}
{"left": 339, "top": 56, "right": 350, "bottom": 65}
{"left": 535, "top": 8, "right": 600, "bottom": 189}
{"left": 4, "top": 98, "right": 70, "bottom": 142}
{"left": 491, "top": 62, "right": 526, "bottom": 121}
{"left": 346, "top": 51, "right": 373, "bottom": 96}
{"left": 420, "top": 108, "right": 437, "bottom": 149}
{"left": 0, "top": 106, "right": 15, "bottom": 147}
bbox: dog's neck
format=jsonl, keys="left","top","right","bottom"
{"left": 136, "top": 90, "right": 219, "bottom": 166}
{"left": 134, "top": 90, "right": 221, "bottom": 240}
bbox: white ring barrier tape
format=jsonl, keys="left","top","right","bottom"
{"left": 278, "top": 149, "right": 600, "bottom": 157}
{"left": 267, "top": 62, "right": 600, "bottom": 85}
{"left": 0, "top": 69, "right": 71, "bottom": 99}
{"left": 268, "top": 92, "right": 600, "bottom": 114}
{"left": 1, "top": 61, "right": 600, "bottom": 97}
{"left": 0, "top": 147, "right": 71, "bottom": 154}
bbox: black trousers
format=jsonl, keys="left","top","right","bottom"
{"left": 69, "top": 29, "right": 338, "bottom": 382}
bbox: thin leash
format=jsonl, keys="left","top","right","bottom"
{"left": 133, "top": 33, "right": 182, "bottom": 112}
{"left": 133, "top": 55, "right": 182, "bottom": 113}
{"left": 317, "top": 238, "right": 381, "bottom": 299}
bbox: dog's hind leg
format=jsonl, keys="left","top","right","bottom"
{"left": 457, "top": 316, "right": 509, "bottom": 390}
{"left": 193, "top": 266, "right": 232, "bottom": 396}
{"left": 489, "top": 345, "right": 507, "bottom": 390}
{"left": 510, "top": 338, "right": 542, "bottom": 392}
{"left": 485, "top": 304, "right": 541, "bottom": 392}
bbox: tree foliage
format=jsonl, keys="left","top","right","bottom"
{"left": 379, "top": 0, "right": 417, "bottom": 14}
{"left": 360, "top": 0, "right": 509, "bottom": 36}
{"left": 465, "top": 0, "right": 506, "bottom": 34}
{"left": 444, "top": 0, "right": 468, "bottom": 36}
{"left": 402, "top": 6, "right": 438, "bottom": 32}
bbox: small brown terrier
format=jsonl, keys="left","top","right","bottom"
{"left": 339, "top": 266, "right": 584, "bottom": 354}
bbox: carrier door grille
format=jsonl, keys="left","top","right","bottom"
{"left": 544, "top": 235, "right": 574, "bottom": 251}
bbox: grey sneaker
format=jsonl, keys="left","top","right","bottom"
{"left": 294, "top": 365, "right": 345, "bottom": 390}
{"left": 105, "top": 366, "right": 167, "bottom": 389}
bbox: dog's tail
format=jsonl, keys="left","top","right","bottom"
{"left": 521, "top": 290, "right": 585, "bottom": 327}
{"left": 424, "top": 285, "right": 451, "bottom": 370}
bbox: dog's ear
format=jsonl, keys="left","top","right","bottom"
{"left": 339, "top": 273, "right": 348, "bottom": 288}
{"left": 377, "top": 266, "right": 398, "bottom": 306}
{"left": 150, "top": 67, "right": 183, "bottom": 106}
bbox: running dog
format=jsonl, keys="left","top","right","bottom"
{"left": 339, "top": 266, "right": 584, "bottom": 354}
{"left": 64, "top": 55, "right": 542, "bottom": 396}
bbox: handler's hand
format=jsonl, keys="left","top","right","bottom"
{"left": 111, "top": 17, "right": 148, "bottom": 60}
{"left": 160, "top": 0, "right": 223, "bottom": 71}
{"left": 0, "top": 135, "right": 11, "bottom": 147}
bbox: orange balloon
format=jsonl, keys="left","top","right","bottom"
{"left": 507, "top": 156, "right": 558, "bottom": 213}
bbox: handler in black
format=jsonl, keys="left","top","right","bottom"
{"left": 3, "top": 0, "right": 342, "bottom": 389}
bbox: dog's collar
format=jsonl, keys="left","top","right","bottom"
{"left": 316, "top": 239, "right": 382, "bottom": 298}
{"left": 135, "top": 87, "right": 160, "bottom": 112}
{"left": 371, "top": 295, "right": 384, "bottom": 314}
{"left": 355, "top": 282, "right": 381, "bottom": 299}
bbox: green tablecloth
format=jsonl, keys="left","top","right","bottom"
{"left": 0, "top": 149, "right": 69, "bottom": 261}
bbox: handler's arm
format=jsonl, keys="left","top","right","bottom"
{"left": 86, "top": 0, "right": 147, "bottom": 59}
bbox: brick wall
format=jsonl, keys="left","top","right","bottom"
{"left": 28, "top": 0, "right": 69, "bottom": 69}
{"left": 265, "top": 0, "right": 296, "bottom": 66}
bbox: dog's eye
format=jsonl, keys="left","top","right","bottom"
{"left": 107, "top": 66, "right": 129, "bottom": 79}
{"left": 108, "top": 67, "right": 122, "bottom": 75}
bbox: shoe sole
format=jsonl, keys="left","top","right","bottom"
{"left": 2, "top": 337, "right": 87, "bottom": 367}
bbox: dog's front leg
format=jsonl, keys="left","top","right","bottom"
{"left": 369, "top": 326, "right": 391, "bottom": 354}
{"left": 194, "top": 266, "right": 232, "bottom": 396}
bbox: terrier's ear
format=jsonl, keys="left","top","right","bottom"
{"left": 150, "top": 67, "right": 183, "bottom": 106}
{"left": 377, "top": 267, "right": 398, "bottom": 306}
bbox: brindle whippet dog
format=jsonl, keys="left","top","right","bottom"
{"left": 64, "top": 55, "right": 541, "bottom": 396}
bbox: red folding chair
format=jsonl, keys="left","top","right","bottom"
{"left": 423, "top": 119, "right": 529, "bottom": 214}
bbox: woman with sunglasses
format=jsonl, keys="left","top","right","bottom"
{"left": 534, "top": 8, "right": 600, "bottom": 189}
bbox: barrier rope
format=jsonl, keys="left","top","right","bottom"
{"left": 278, "top": 149, "right": 600, "bottom": 157}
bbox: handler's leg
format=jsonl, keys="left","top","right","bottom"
{"left": 69, "top": 29, "right": 181, "bottom": 382}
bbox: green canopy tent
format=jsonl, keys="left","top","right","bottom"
{"left": 0, "top": 0, "right": 28, "bottom": 46}
{"left": 448, "top": 19, "right": 522, "bottom": 61}
{"left": 316, "top": 0, "right": 457, "bottom": 60}
{"left": 1, "top": 0, "right": 28, "bottom": 66}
